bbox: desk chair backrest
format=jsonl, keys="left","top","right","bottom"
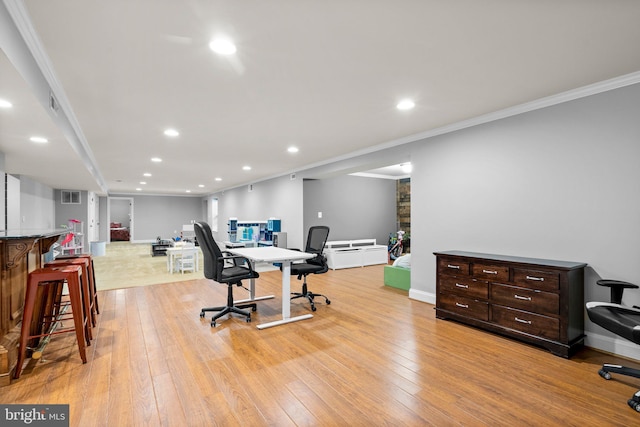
{"left": 305, "top": 226, "right": 330, "bottom": 268}
{"left": 194, "top": 221, "right": 223, "bottom": 281}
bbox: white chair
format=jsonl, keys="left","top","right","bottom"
{"left": 175, "top": 243, "right": 196, "bottom": 274}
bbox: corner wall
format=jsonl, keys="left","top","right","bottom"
{"left": 410, "top": 82, "right": 640, "bottom": 359}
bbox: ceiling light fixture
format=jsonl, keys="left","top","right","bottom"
{"left": 0, "top": 99, "right": 13, "bottom": 108}
{"left": 136, "top": 188, "right": 142, "bottom": 191}
{"left": 209, "top": 37, "right": 237, "bottom": 55}
{"left": 140, "top": 181, "right": 147, "bottom": 185}
{"left": 164, "top": 128, "right": 179, "bottom": 137}
{"left": 242, "top": 165, "right": 251, "bottom": 171}
{"left": 287, "top": 146, "right": 299, "bottom": 153}
{"left": 198, "top": 184, "right": 205, "bottom": 188}
{"left": 143, "top": 173, "right": 152, "bottom": 177}
{"left": 151, "top": 157, "right": 162, "bottom": 162}
{"left": 30, "top": 136, "right": 48, "bottom": 143}
{"left": 401, "top": 163, "right": 412, "bottom": 173}
{"left": 396, "top": 99, "right": 415, "bottom": 110}
{"left": 215, "top": 177, "right": 222, "bottom": 181}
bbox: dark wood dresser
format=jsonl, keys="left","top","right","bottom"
{"left": 434, "top": 250, "right": 587, "bottom": 358}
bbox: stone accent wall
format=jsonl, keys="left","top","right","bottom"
{"left": 397, "top": 178, "right": 411, "bottom": 251}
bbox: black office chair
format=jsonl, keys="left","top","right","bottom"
{"left": 193, "top": 221, "right": 258, "bottom": 327}
{"left": 289, "top": 226, "right": 331, "bottom": 312}
{"left": 586, "top": 279, "right": 640, "bottom": 411}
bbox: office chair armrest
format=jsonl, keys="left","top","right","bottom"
{"left": 586, "top": 301, "right": 640, "bottom": 314}
{"left": 596, "top": 279, "right": 639, "bottom": 304}
{"left": 220, "top": 252, "right": 255, "bottom": 269}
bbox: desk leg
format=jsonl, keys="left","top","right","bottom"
{"left": 256, "top": 260, "right": 312, "bottom": 329}
{"left": 234, "top": 260, "right": 274, "bottom": 304}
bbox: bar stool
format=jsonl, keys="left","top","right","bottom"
{"left": 46, "top": 258, "right": 94, "bottom": 339}
{"left": 14, "top": 265, "right": 89, "bottom": 379}
{"left": 56, "top": 253, "right": 100, "bottom": 319}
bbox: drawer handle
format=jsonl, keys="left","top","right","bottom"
{"left": 482, "top": 269, "right": 498, "bottom": 274}
{"left": 455, "top": 303, "right": 469, "bottom": 308}
{"left": 525, "top": 275, "right": 544, "bottom": 282}
{"left": 515, "top": 317, "right": 532, "bottom": 325}
{"left": 455, "top": 283, "right": 469, "bottom": 289}
{"left": 514, "top": 294, "right": 532, "bottom": 301}
{"left": 447, "top": 264, "right": 461, "bottom": 269}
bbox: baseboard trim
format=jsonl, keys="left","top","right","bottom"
{"left": 409, "top": 288, "right": 436, "bottom": 305}
{"left": 585, "top": 331, "right": 640, "bottom": 361}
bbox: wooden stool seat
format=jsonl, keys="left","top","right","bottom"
{"left": 14, "top": 265, "right": 89, "bottom": 379}
{"left": 56, "top": 253, "right": 100, "bottom": 317}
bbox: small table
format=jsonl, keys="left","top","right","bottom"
{"left": 227, "top": 246, "right": 315, "bottom": 329}
{"left": 151, "top": 240, "right": 173, "bottom": 256}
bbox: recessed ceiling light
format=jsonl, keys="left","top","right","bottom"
{"left": 242, "top": 165, "right": 251, "bottom": 171}
{"left": 140, "top": 181, "right": 147, "bottom": 185}
{"left": 135, "top": 188, "right": 142, "bottom": 191}
{"left": 30, "top": 136, "right": 48, "bottom": 143}
{"left": 401, "top": 163, "right": 412, "bottom": 173}
{"left": 186, "top": 190, "right": 191, "bottom": 193}
{"left": 215, "top": 177, "right": 222, "bottom": 181}
{"left": 0, "top": 99, "right": 13, "bottom": 108}
{"left": 396, "top": 99, "right": 415, "bottom": 110}
{"left": 287, "top": 146, "right": 299, "bottom": 153}
{"left": 209, "top": 37, "right": 237, "bottom": 55}
{"left": 164, "top": 128, "right": 179, "bottom": 137}
{"left": 198, "top": 184, "right": 205, "bottom": 188}
{"left": 151, "top": 157, "right": 162, "bottom": 162}
{"left": 143, "top": 173, "right": 152, "bottom": 177}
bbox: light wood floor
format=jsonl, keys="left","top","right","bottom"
{"left": 4, "top": 265, "right": 640, "bottom": 426}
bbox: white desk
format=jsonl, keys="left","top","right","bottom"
{"left": 228, "top": 246, "right": 315, "bottom": 329}
{"left": 166, "top": 246, "right": 200, "bottom": 274}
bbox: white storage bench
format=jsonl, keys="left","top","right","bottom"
{"left": 324, "top": 239, "right": 388, "bottom": 270}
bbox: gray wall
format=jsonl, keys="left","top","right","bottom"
{"left": 19, "top": 175, "right": 55, "bottom": 228}
{"left": 211, "top": 175, "right": 304, "bottom": 248}
{"left": 303, "top": 175, "right": 396, "bottom": 245}
{"left": 55, "top": 189, "right": 88, "bottom": 250}
{"left": 108, "top": 194, "right": 204, "bottom": 242}
{"left": 410, "top": 82, "right": 640, "bottom": 360}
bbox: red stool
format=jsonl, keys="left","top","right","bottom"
{"left": 46, "top": 258, "right": 94, "bottom": 340}
{"left": 57, "top": 253, "right": 100, "bottom": 319}
{"left": 14, "top": 265, "right": 89, "bottom": 379}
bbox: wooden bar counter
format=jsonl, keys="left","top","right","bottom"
{"left": 0, "top": 228, "right": 67, "bottom": 386}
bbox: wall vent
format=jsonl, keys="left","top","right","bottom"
{"left": 290, "top": 173, "right": 296, "bottom": 180}
{"left": 248, "top": 184, "right": 253, "bottom": 192}
{"left": 49, "top": 91, "right": 59, "bottom": 114}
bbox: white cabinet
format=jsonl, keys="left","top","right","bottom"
{"left": 324, "top": 239, "right": 388, "bottom": 270}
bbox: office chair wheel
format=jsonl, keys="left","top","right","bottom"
{"left": 200, "top": 311, "right": 205, "bottom": 318}
{"left": 246, "top": 317, "right": 251, "bottom": 323}
{"left": 211, "top": 320, "right": 217, "bottom": 327}
{"left": 252, "top": 306, "right": 257, "bottom": 312}
{"left": 326, "top": 299, "right": 331, "bottom": 305}
{"left": 598, "top": 369, "right": 612, "bottom": 380}
{"left": 311, "top": 305, "right": 317, "bottom": 312}
{"left": 628, "top": 398, "right": 640, "bottom": 412}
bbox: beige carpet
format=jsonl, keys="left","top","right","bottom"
{"left": 93, "top": 242, "right": 205, "bottom": 291}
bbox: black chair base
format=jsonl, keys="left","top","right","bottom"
{"left": 598, "top": 364, "right": 640, "bottom": 412}
{"left": 201, "top": 283, "right": 256, "bottom": 327}
{"left": 291, "top": 282, "right": 330, "bottom": 312}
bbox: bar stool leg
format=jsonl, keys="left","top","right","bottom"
{"left": 66, "top": 273, "right": 87, "bottom": 363}
{"left": 14, "top": 274, "right": 43, "bottom": 379}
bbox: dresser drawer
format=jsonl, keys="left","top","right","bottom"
{"left": 439, "top": 294, "right": 488, "bottom": 321}
{"left": 492, "top": 305, "right": 559, "bottom": 341}
{"left": 438, "top": 259, "right": 470, "bottom": 276}
{"left": 491, "top": 284, "right": 559, "bottom": 316}
{"left": 513, "top": 268, "right": 559, "bottom": 291}
{"left": 440, "top": 276, "right": 488, "bottom": 299}
{"left": 472, "top": 263, "right": 509, "bottom": 282}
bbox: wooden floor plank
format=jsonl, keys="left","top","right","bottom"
{"left": 3, "top": 263, "right": 640, "bottom": 426}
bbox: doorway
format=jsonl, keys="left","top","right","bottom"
{"left": 108, "top": 197, "right": 134, "bottom": 242}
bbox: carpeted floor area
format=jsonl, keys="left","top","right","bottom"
{"left": 92, "top": 242, "right": 205, "bottom": 291}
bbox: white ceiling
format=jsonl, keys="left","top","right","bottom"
{"left": 1, "top": 0, "right": 640, "bottom": 196}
